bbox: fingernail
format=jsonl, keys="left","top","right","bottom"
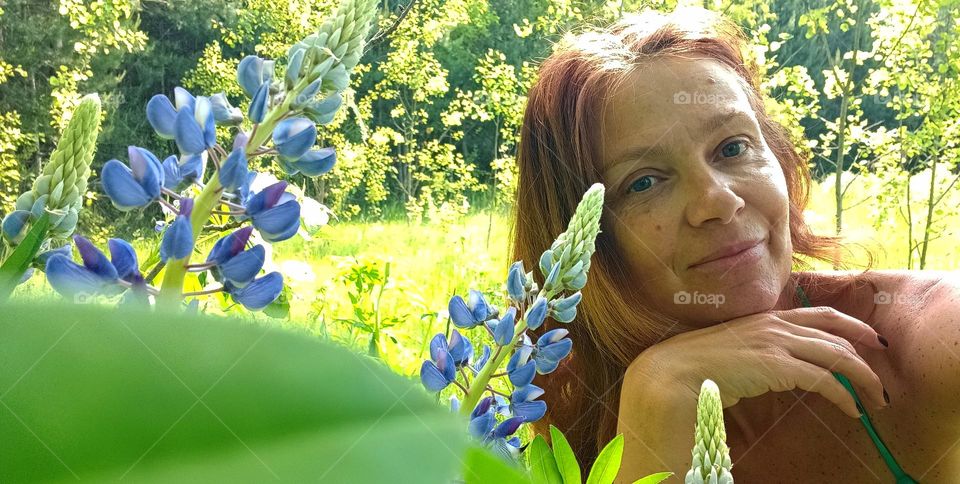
{"left": 883, "top": 388, "right": 890, "bottom": 405}
{"left": 877, "top": 334, "right": 889, "bottom": 347}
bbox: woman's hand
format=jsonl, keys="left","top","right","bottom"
{"left": 625, "top": 306, "right": 890, "bottom": 418}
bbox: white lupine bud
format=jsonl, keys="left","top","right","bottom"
{"left": 685, "top": 379, "right": 734, "bottom": 484}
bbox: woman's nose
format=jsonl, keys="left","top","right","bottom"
{"left": 683, "top": 171, "right": 745, "bottom": 227}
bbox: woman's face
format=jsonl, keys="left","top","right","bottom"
{"left": 598, "top": 56, "right": 793, "bottom": 327}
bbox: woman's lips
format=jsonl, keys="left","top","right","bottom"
{"left": 689, "top": 238, "right": 765, "bottom": 273}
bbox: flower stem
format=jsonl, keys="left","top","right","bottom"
{"left": 458, "top": 287, "right": 558, "bottom": 416}
{"left": 155, "top": 93, "right": 295, "bottom": 307}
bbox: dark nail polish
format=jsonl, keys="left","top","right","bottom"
{"left": 883, "top": 388, "right": 890, "bottom": 405}
{"left": 877, "top": 334, "right": 889, "bottom": 347}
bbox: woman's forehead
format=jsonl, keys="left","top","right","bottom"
{"left": 598, "top": 57, "right": 757, "bottom": 167}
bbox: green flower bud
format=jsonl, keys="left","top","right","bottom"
{"left": 540, "top": 183, "right": 604, "bottom": 294}
{"left": 685, "top": 379, "right": 734, "bottom": 484}
{"left": 26, "top": 93, "right": 101, "bottom": 240}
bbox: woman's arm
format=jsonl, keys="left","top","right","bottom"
{"left": 614, "top": 354, "right": 701, "bottom": 483}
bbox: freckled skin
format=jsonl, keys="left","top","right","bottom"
{"left": 599, "top": 57, "right": 793, "bottom": 326}
{"left": 600, "top": 57, "right": 960, "bottom": 481}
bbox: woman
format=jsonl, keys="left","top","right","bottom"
{"left": 510, "top": 7, "right": 959, "bottom": 483}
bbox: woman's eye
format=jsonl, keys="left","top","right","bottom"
{"left": 720, "top": 140, "right": 748, "bottom": 158}
{"left": 627, "top": 175, "right": 658, "bottom": 194}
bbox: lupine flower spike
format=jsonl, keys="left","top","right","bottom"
{"left": 38, "top": 0, "right": 379, "bottom": 311}
{"left": 418, "top": 183, "right": 605, "bottom": 461}
{"left": 685, "top": 379, "right": 734, "bottom": 484}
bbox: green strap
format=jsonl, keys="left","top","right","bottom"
{"left": 795, "top": 283, "right": 919, "bottom": 483}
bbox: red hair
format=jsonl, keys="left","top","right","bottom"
{"left": 509, "top": 7, "right": 874, "bottom": 469}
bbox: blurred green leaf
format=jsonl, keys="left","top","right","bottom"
{"left": 463, "top": 445, "right": 531, "bottom": 484}
{"left": 0, "top": 301, "right": 467, "bottom": 482}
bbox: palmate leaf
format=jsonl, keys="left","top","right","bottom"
{"left": 0, "top": 301, "right": 467, "bottom": 482}
{"left": 0, "top": 211, "right": 50, "bottom": 301}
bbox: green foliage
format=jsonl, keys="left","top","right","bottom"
{"left": 0, "top": 211, "right": 49, "bottom": 300}
{"left": 528, "top": 435, "right": 563, "bottom": 484}
{"left": 332, "top": 257, "right": 404, "bottom": 358}
{"left": 526, "top": 426, "right": 673, "bottom": 484}
{"left": 0, "top": 300, "right": 468, "bottom": 482}
{"left": 549, "top": 425, "right": 582, "bottom": 484}
{"left": 464, "top": 445, "right": 533, "bottom": 484}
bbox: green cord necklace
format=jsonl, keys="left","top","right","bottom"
{"left": 794, "top": 282, "right": 918, "bottom": 483}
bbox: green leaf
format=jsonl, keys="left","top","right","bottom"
{"left": 527, "top": 435, "right": 562, "bottom": 484}
{"left": 549, "top": 425, "right": 582, "bottom": 484}
{"left": 632, "top": 472, "right": 674, "bottom": 484}
{"left": 463, "top": 445, "right": 532, "bottom": 484}
{"left": 0, "top": 301, "right": 468, "bottom": 482}
{"left": 585, "top": 434, "right": 624, "bottom": 484}
{"left": 0, "top": 211, "right": 50, "bottom": 301}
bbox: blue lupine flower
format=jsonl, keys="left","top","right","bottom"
{"left": 108, "top": 238, "right": 142, "bottom": 285}
{"left": 206, "top": 226, "right": 265, "bottom": 288}
{"left": 506, "top": 261, "right": 526, "bottom": 303}
{"left": 446, "top": 330, "right": 474, "bottom": 368}
{"left": 225, "top": 271, "right": 283, "bottom": 311}
{"left": 146, "top": 88, "right": 216, "bottom": 154}
{"left": 108, "top": 238, "right": 150, "bottom": 304}
{"left": 45, "top": 235, "right": 121, "bottom": 298}
{"left": 161, "top": 153, "right": 205, "bottom": 191}
{"left": 470, "top": 344, "right": 490, "bottom": 376}
{"left": 1, "top": 210, "right": 32, "bottom": 244}
{"left": 101, "top": 146, "right": 164, "bottom": 210}
{"left": 468, "top": 404, "right": 525, "bottom": 460}
{"left": 420, "top": 341, "right": 457, "bottom": 393}
{"left": 160, "top": 198, "right": 194, "bottom": 262}
{"left": 174, "top": 104, "right": 215, "bottom": 155}
{"left": 550, "top": 291, "right": 582, "bottom": 323}
{"left": 244, "top": 181, "right": 301, "bottom": 243}
{"left": 248, "top": 82, "right": 270, "bottom": 124}
{"left": 273, "top": 117, "right": 317, "bottom": 160}
{"left": 284, "top": 147, "right": 336, "bottom": 176}
{"left": 524, "top": 296, "right": 548, "bottom": 330}
{"left": 492, "top": 306, "right": 516, "bottom": 346}
{"left": 237, "top": 56, "right": 274, "bottom": 98}
{"left": 506, "top": 345, "right": 536, "bottom": 387}
{"left": 209, "top": 93, "right": 243, "bottom": 125}
{"left": 533, "top": 328, "right": 573, "bottom": 374}
{"left": 218, "top": 146, "right": 249, "bottom": 192}
{"left": 509, "top": 384, "right": 547, "bottom": 423}
{"left": 36, "top": 245, "right": 72, "bottom": 266}
{"left": 449, "top": 289, "right": 497, "bottom": 329}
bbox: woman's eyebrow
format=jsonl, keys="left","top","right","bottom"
{"left": 603, "top": 109, "right": 753, "bottom": 173}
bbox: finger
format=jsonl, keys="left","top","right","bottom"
{"left": 771, "top": 306, "right": 886, "bottom": 350}
{"left": 783, "top": 358, "right": 863, "bottom": 419}
{"left": 785, "top": 333, "right": 886, "bottom": 410}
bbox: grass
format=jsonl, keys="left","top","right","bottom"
{"left": 10, "top": 170, "right": 959, "bottom": 376}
